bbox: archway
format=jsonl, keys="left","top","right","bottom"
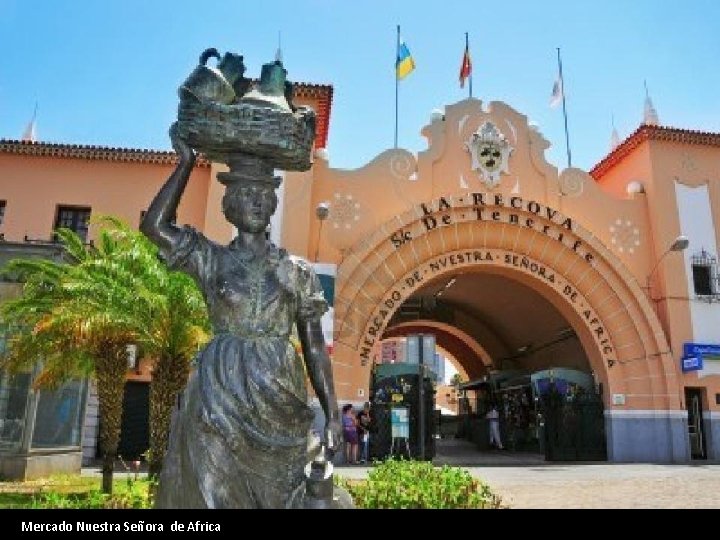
{"left": 333, "top": 194, "right": 686, "bottom": 461}
{"left": 383, "top": 320, "right": 492, "bottom": 380}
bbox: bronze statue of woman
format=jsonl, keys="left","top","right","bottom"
{"left": 141, "top": 124, "right": 343, "bottom": 508}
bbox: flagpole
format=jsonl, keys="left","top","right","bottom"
{"left": 557, "top": 47, "right": 572, "bottom": 168}
{"left": 395, "top": 25, "right": 400, "bottom": 148}
{"left": 466, "top": 32, "right": 472, "bottom": 99}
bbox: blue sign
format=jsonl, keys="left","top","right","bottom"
{"left": 684, "top": 343, "right": 720, "bottom": 358}
{"left": 681, "top": 355, "right": 703, "bottom": 372}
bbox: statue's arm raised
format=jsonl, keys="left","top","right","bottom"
{"left": 297, "top": 318, "right": 342, "bottom": 456}
{"left": 140, "top": 123, "right": 196, "bottom": 252}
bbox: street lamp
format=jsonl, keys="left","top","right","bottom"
{"left": 646, "top": 234, "right": 689, "bottom": 295}
{"left": 314, "top": 201, "right": 330, "bottom": 262}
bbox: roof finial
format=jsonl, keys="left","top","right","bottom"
{"left": 275, "top": 31, "right": 283, "bottom": 63}
{"left": 643, "top": 80, "right": 659, "bottom": 126}
{"left": 610, "top": 114, "right": 620, "bottom": 151}
{"left": 21, "top": 102, "right": 38, "bottom": 143}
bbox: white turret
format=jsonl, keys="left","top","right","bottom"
{"left": 643, "top": 81, "right": 659, "bottom": 125}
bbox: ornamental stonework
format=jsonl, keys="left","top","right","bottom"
{"left": 465, "top": 122, "right": 513, "bottom": 189}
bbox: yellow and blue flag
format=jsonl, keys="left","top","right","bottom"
{"left": 396, "top": 41, "right": 415, "bottom": 80}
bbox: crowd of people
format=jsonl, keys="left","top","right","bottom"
{"left": 341, "top": 402, "right": 372, "bottom": 464}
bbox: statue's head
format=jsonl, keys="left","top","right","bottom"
{"left": 222, "top": 181, "right": 278, "bottom": 233}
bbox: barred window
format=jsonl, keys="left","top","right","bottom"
{"left": 55, "top": 206, "right": 91, "bottom": 242}
{"left": 691, "top": 249, "right": 719, "bottom": 297}
{"left": 0, "top": 200, "right": 6, "bottom": 226}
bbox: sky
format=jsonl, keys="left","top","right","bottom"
{"left": 1, "top": 0, "right": 719, "bottom": 172}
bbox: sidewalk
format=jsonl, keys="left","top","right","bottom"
{"left": 470, "top": 463, "right": 720, "bottom": 508}
{"left": 336, "top": 438, "right": 720, "bottom": 508}
{"left": 82, "top": 439, "right": 720, "bottom": 508}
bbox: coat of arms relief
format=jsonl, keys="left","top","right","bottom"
{"left": 466, "top": 122, "right": 513, "bottom": 189}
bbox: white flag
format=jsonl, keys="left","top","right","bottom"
{"left": 21, "top": 119, "right": 37, "bottom": 142}
{"left": 549, "top": 77, "right": 563, "bottom": 108}
{"left": 21, "top": 104, "right": 38, "bottom": 142}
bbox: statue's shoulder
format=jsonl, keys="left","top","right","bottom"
{"left": 275, "top": 252, "right": 317, "bottom": 294}
{"left": 178, "top": 224, "right": 219, "bottom": 249}
{"left": 163, "top": 225, "right": 220, "bottom": 271}
{"left": 285, "top": 254, "right": 318, "bottom": 280}
{"left": 287, "top": 254, "right": 315, "bottom": 273}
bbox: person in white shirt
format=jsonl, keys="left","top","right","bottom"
{"left": 486, "top": 403, "right": 503, "bottom": 450}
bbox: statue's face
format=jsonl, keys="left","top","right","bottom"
{"left": 222, "top": 183, "right": 277, "bottom": 234}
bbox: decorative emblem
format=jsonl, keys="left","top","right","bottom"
{"left": 390, "top": 153, "right": 414, "bottom": 179}
{"left": 609, "top": 219, "right": 640, "bottom": 255}
{"left": 466, "top": 122, "right": 513, "bottom": 188}
{"left": 331, "top": 193, "right": 361, "bottom": 230}
{"left": 559, "top": 168, "right": 585, "bottom": 197}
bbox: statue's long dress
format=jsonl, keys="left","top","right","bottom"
{"left": 155, "top": 227, "right": 327, "bottom": 508}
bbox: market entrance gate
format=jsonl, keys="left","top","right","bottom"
{"left": 332, "top": 193, "right": 684, "bottom": 462}
{"left": 540, "top": 390, "right": 607, "bottom": 461}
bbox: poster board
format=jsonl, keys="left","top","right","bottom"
{"left": 390, "top": 407, "right": 409, "bottom": 438}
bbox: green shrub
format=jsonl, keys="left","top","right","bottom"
{"left": 337, "top": 458, "right": 503, "bottom": 509}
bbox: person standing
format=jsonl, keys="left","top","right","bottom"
{"left": 356, "top": 402, "right": 371, "bottom": 463}
{"left": 342, "top": 404, "right": 359, "bottom": 464}
{"left": 486, "top": 403, "right": 503, "bottom": 450}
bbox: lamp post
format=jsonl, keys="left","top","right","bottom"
{"left": 314, "top": 202, "right": 330, "bottom": 262}
{"left": 646, "top": 235, "right": 689, "bottom": 298}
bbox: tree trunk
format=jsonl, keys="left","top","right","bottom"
{"left": 148, "top": 353, "right": 190, "bottom": 479}
{"left": 95, "top": 344, "right": 128, "bottom": 495}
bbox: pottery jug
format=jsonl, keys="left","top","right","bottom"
{"left": 178, "top": 48, "right": 236, "bottom": 105}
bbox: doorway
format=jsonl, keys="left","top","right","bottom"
{"left": 118, "top": 382, "right": 150, "bottom": 461}
{"left": 685, "top": 388, "right": 706, "bottom": 460}
{"left": 382, "top": 270, "right": 607, "bottom": 462}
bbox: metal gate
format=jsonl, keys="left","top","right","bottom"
{"left": 369, "top": 374, "right": 436, "bottom": 461}
{"left": 540, "top": 391, "right": 607, "bottom": 461}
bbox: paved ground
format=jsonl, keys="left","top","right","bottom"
{"left": 83, "top": 439, "right": 720, "bottom": 508}
{"left": 468, "top": 462, "right": 720, "bottom": 508}
{"left": 335, "top": 439, "right": 720, "bottom": 509}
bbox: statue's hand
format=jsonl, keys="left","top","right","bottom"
{"left": 169, "top": 122, "right": 195, "bottom": 163}
{"left": 324, "top": 418, "right": 343, "bottom": 458}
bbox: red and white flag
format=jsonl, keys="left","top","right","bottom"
{"left": 459, "top": 42, "right": 472, "bottom": 88}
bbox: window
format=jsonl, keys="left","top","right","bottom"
{"left": 54, "top": 206, "right": 91, "bottom": 242}
{"left": 691, "top": 249, "right": 719, "bottom": 297}
{"left": 0, "top": 200, "right": 6, "bottom": 226}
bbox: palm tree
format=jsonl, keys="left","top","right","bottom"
{"left": 68, "top": 220, "right": 209, "bottom": 478}
{"left": 1, "top": 219, "right": 209, "bottom": 490}
{"left": 1, "top": 228, "right": 138, "bottom": 494}
{"left": 103, "top": 222, "right": 209, "bottom": 478}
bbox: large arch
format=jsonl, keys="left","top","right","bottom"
{"left": 332, "top": 194, "right": 686, "bottom": 461}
